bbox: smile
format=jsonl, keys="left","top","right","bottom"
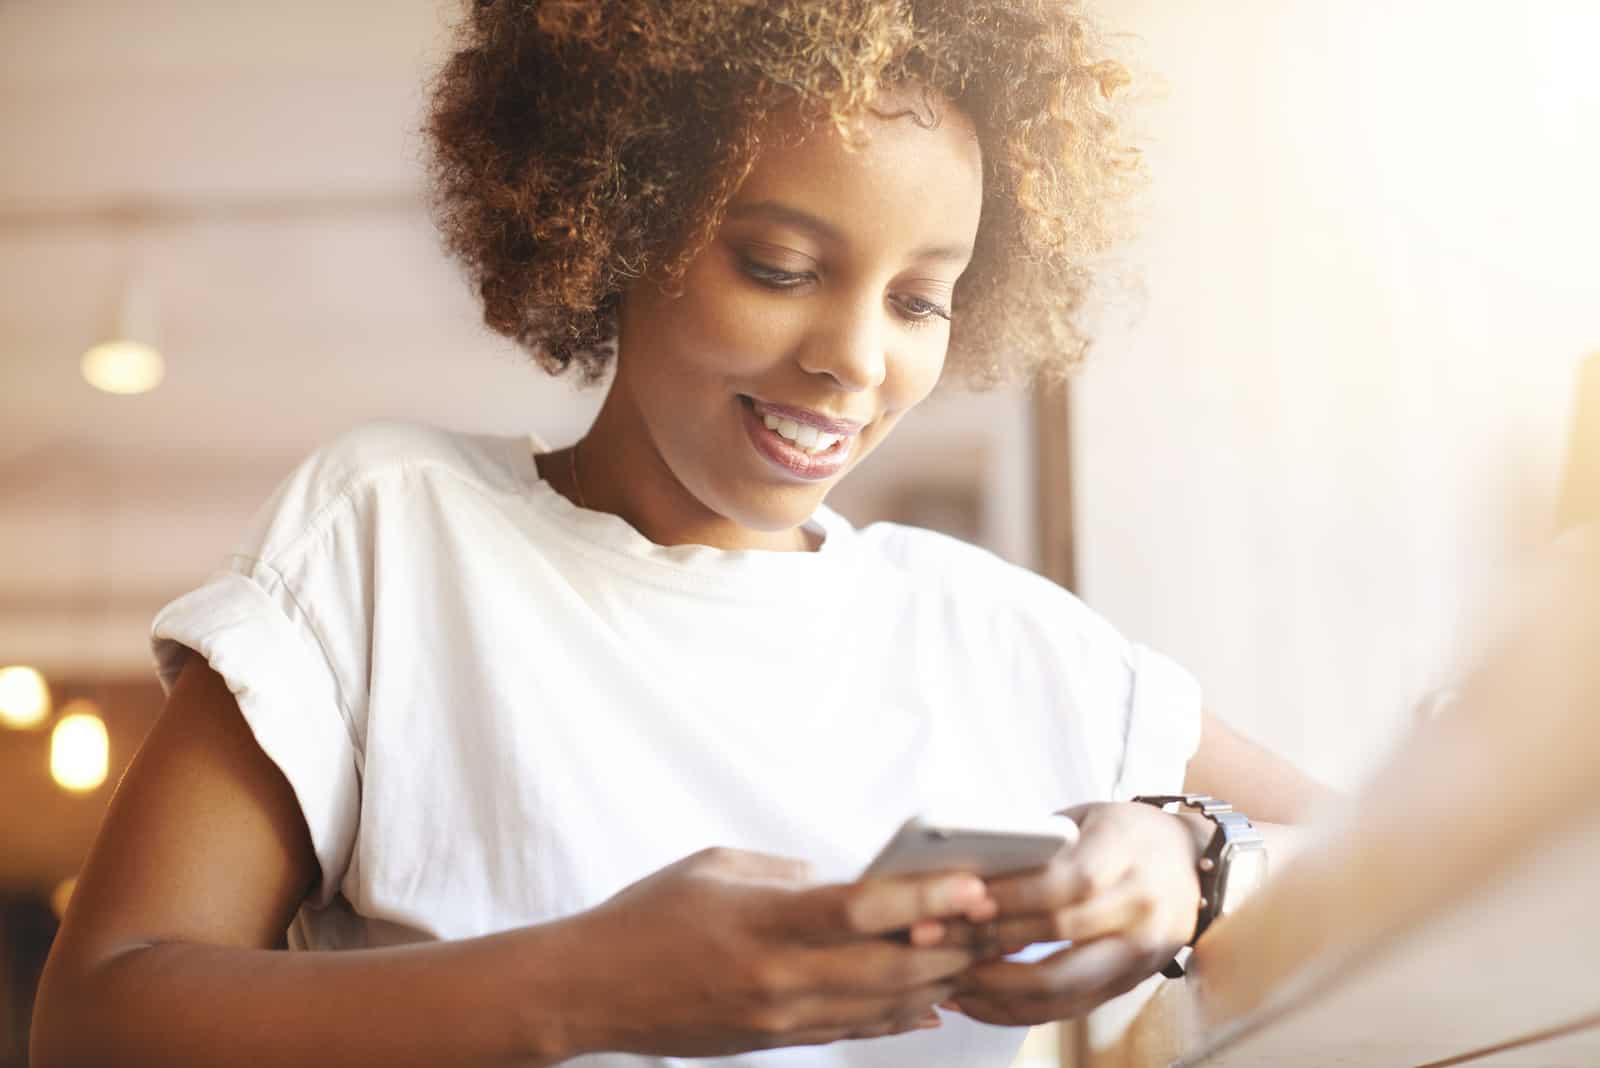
{"left": 760, "top": 412, "right": 841, "bottom": 454}
{"left": 739, "top": 396, "right": 862, "bottom": 481}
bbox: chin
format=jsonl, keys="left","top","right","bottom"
{"left": 720, "top": 483, "right": 829, "bottom": 535}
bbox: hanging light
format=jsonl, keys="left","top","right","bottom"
{"left": 0, "top": 665, "right": 51, "bottom": 729}
{"left": 82, "top": 339, "right": 164, "bottom": 394}
{"left": 81, "top": 271, "right": 164, "bottom": 396}
{"left": 51, "top": 700, "right": 109, "bottom": 793}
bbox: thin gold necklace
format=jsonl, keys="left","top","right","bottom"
{"left": 567, "top": 443, "right": 587, "bottom": 510}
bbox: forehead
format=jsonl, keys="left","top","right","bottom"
{"left": 728, "top": 96, "right": 984, "bottom": 258}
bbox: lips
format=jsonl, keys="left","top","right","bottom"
{"left": 747, "top": 399, "right": 867, "bottom": 437}
{"left": 739, "top": 396, "right": 862, "bottom": 481}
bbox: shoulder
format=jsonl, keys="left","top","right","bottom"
{"left": 850, "top": 519, "right": 1013, "bottom": 592}
{"left": 849, "top": 520, "right": 1133, "bottom": 662}
{"left": 239, "top": 419, "right": 533, "bottom": 566}
{"left": 283, "top": 418, "right": 530, "bottom": 502}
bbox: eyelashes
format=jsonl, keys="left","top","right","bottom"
{"left": 894, "top": 294, "right": 955, "bottom": 324}
{"left": 738, "top": 260, "right": 954, "bottom": 327}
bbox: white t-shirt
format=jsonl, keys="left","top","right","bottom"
{"left": 150, "top": 419, "right": 1202, "bottom": 1068}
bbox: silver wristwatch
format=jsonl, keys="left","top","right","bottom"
{"left": 1132, "top": 793, "right": 1268, "bottom": 978}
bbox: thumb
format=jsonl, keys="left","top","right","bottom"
{"left": 774, "top": 873, "right": 992, "bottom": 941}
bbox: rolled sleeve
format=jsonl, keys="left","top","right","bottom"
{"left": 1111, "top": 642, "right": 1204, "bottom": 801}
{"left": 151, "top": 571, "right": 361, "bottom": 909}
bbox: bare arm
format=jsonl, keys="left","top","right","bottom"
{"left": 1182, "top": 710, "right": 1340, "bottom": 823}
{"left": 30, "top": 657, "right": 575, "bottom": 1068}
{"left": 1180, "top": 709, "right": 1342, "bottom": 871}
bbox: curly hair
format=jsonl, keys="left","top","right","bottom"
{"left": 426, "top": 0, "right": 1138, "bottom": 387}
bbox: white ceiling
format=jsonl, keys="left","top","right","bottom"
{"left": 0, "top": 1, "right": 1035, "bottom": 675}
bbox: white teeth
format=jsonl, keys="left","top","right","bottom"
{"left": 759, "top": 409, "right": 845, "bottom": 454}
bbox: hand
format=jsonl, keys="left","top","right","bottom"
{"left": 944, "top": 802, "right": 1206, "bottom": 1026}
{"left": 555, "top": 846, "right": 998, "bottom": 1058}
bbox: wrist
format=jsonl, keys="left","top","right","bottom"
{"left": 504, "top": 917, "right": 593, "bottom": 1065}
{"left": 1172, "top": 811, "right": 1216, "bottom": 863}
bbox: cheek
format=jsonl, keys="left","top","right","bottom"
{"left": 884, "top": 337, "right": 949, "bottom": 410}
{"left": 653, "top": 271, "right": 794, "bottom": 384}
{"left": 852, "top": 341, "right": 947, "bottom": 458}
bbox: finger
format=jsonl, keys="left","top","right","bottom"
{"left": 854, "top": 873, "right": 994, "bottom": 927}
{"left": 789, "top": 980, "right": 958, "bottom": 1034}
{"left": 770, "top": 1025, "right": 863, "bottom": 1049}
{"left": 987, "top": 834, "right": 1131, "bottom": 915}
{"left": 983, "top": 865, "right": 1068, "bottom": 917}
{"left": 829, "top": 1008, "right": 943, "bottom": 1044}
{"left": 778, "top": 874, "right": 992, "bottom": 939}
{"left": 797, "top": 940, "right": 975, "bottom": 993}
{"left": 941, "top": 994, "right": 1037, "bottom": 1028}
{"left": 790, "top": 1024, "right": 929, "bottom": 1048}
{"left": 923, "top": 915, "right": 1019, "bottom": 954}
{"left": 957, "top": 937, "right": 1143, "bottom": 1004}
{"left": 892, "top": 919, "right": 976, "bottom": 950}
{"left": 846, "top": 1009, "right": 945, "bottom": 1040}
{"left": 988, "top": 873, "right": 1149, "bottom": 948}
{"left": 953, "top": 942, "right": 1163, "bottom": 1029}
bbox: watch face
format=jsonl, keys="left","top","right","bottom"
{"left": 1218, "top": 845, "right": 1268, "bottom": 914}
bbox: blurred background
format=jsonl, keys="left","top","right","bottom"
{"left": 1, "top": 2, "right": 1596, "bottom": 1065}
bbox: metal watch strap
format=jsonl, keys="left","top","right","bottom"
{"left": 1131, "top": 793, "right": 1254, "bottom": 979}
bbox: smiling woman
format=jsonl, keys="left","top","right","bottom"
{"left": 427, "top": 0, "right": 1136, "bottom": 387}
{"left": 426, "top": 0, "right": 1136, "bottom": 547}
{"left": 570, "top": 90, "right": 984, "bottom": 548}
{"left": 29, "top": 4, "right": 1328, "bottom": 1068}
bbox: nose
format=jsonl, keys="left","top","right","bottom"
{"left": 796, "top": 295, "right": 888, "bottom": 392}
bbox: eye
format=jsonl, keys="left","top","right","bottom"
{"left": 739, "top": 259, "right": 815, "bottom": 290}
{"left": 892, "top": 294, "right": 953, "bottom": 327}
{"left": 741, "top": 255, "right": 953, "bottom": 328}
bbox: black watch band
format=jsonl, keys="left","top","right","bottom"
{"left": 1131, "top": 793, "right": 1267, "bottom": 979}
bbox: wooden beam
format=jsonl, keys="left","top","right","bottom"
{"left": 1032, "top": 378, "right": 1077, "bottom": 591}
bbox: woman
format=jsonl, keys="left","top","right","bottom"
{"left": 32, "top": 2, "right": 1330, "bottom": 1065}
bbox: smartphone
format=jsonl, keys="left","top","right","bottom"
{"left": 861, "top": 813, "right": 1078, "bottom": 880}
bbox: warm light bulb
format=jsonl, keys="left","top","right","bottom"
{"left": 51, "top": 705, "right": 109, "bottom": 793}
{"left": 0, "top": 665, "right": 51, "bottom": 729}
{"left": 81, "top": 339, "right": 165, "bottom": 395}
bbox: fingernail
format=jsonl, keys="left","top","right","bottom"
{"left": 909, "top": 920, "right": 945, "bottom": 946}
{"left": 938, "top": 999, "right": 963, "bottom": 1014}
{"left": 917, "top": 1015, "right": 943, "bottom": 1029}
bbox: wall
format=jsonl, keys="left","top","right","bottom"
{"left": 1071, "top": 1, "right": 1600, "bottom": 787}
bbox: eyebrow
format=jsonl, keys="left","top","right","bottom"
{"left": 725, "top": 198, "right": 973, "bottom": 264}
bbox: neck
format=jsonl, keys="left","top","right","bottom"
{"left": 567, "top": 389, "right": 814, "bottom": 553}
